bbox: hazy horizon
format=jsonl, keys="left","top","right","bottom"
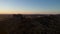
{"left": 0, "top": 0, "right": 60, "bottom": 14}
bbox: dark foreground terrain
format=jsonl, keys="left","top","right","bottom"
{"left": 0, "top": 14, "right": 60, "bottom": 34}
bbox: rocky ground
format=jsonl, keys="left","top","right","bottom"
{"left": 0, "top": 14, "right": 60, "bottom": 34}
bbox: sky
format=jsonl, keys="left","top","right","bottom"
{"left": 0, "top": 0, "right": 60, "bottom": 14}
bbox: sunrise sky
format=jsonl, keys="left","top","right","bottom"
{"left": 0, "top": 0, "right": 60, "bottom": 14}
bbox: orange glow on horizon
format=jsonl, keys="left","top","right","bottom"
{"left": 0, "top": 10, "right": 60, "bottom": 14}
